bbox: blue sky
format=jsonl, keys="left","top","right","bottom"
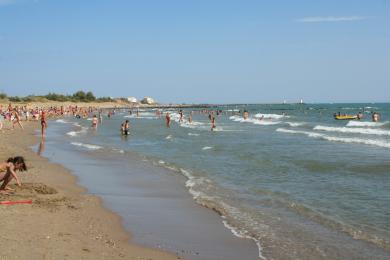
{"left": 0, "top": 0, "right": 389, "bottom": 103}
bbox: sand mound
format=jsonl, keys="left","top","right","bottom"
{"left": 19, "top": 183, "right": 58, "bottom": 194}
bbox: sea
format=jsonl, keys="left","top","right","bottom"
{"left": 40, "top": 103, "right": 390, "bottom": 259}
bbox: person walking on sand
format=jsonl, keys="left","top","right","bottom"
{"left": 0, "top": 156, "right": 27, "bottom": 192}
{"left": 12, "top": 109, "right": 24, "bottom": 130}
{"left": 166, "top": 112, "right": 171, "bottom": 128}
{"left": 40, "top": 110, "right": 47, "bottom": 138}
{"left": 0, "top": 113, "right": 3, "bottom": 131}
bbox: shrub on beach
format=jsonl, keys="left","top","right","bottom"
{"left": 45, "top": 93, "right": 70, "bottom": 102}
{"left": 97, "top": 96, "right": 112, "bottom": 102}
{"left": 8, "top": 96, "right": 22, "bottom": 102}
{"left": 72, "top": 91, "right": 96, "bottom": 102}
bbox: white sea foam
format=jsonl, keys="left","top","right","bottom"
{"left": 202, "top": 146, "right": 213, "bottom": 150}
{"left": 254, "top": 113, "right": 288, "bottom": 119}
{"left": 277, "top": 128, "right": 390, "bottom": 149}
{"left": 222, "top": 219, "right": 266, "bottom": 259}
{"left": 346, "top": 121, "right": 387, "bottom": 127}
{"left": 314, "top": 125, "right": 390, "bottom": 136}
{"left": 166, "top": 165, "right": 266, "bottom": 259}
{"left": 188, "top": 133, "right": 200, "bottom": 136}
{"left": 179, "top": 169, "right": 212, "bottom": 200}
{"left": 169, "top": 112, "right": 207, "bottom": 130}
{"left": 252, "top": 120, "right": 283, "bottom": 125}
{"left": 70, "top": 142, "right": 103, "bottom": 150}
{"left": 66, "top": 131, "right": 78, "bottom": 137}
{"left": 340, "top": 107, "right": 361, "bottom": 110}
{"left": 166, "top": 135, "right": 172, "bottom": 140}
{"left": 112, "top": 148, "right": 125, "bottom": 154}
{"left": 286, "top": 122, "right": 306, "bottom": 127}
{"left": 230, "top": 115, "right": 282, "bottom": 125}
{"left": 124, "top": 115, "right": 158, "bottom": 119}
{"left": 55, "top": 119, "right": 67, "bottom": 123}
{"left": 158, "top": 160, "right": 165, "bottom": 164}
{"left": 66, "top": 127, "right": 88, "bottom": 137}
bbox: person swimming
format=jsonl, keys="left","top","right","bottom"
{"left": 357, "top": 112, "right": 364, "bottom": 120}
{"left": 372, "top": 112, "right": 380, "bottom": 122}
{"left": 243, "top": 110, "right": 249, "bottom": 120}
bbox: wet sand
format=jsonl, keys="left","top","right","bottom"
{"left": 0, "top": 122, "right": 177, "bottom": 259}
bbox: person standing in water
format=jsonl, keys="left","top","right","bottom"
{"left": 165, "top": 112, "right": 171, "bottom": 128}
{"left": 211, "top": 115, "right": 216, "bottom": 131}
{"left": 179, "top": 110, "right": 184, "bottom": 122}
{"left": 120, "top": 122, "right": 125, "bottom": 135}
{"left": 98, "top": 111, "right": 103, "bottom": 123}
{"left": 124, "top": 120, "right": 130, "bottom": 135}
{"left": 40, "top": 110, "right": 47, "bottom": 138}
{"left": 91, "top": 115, "right": 98, "bottom": 129}
{"left": 189, "top": 111, "right": 193, "bottom": 123}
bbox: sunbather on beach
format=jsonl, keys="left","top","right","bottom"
{"left": 0, "top": 156, "right": 27, "bottom": 192}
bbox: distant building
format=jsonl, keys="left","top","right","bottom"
{"left": 127, "top": 97, "right": 138, "bottom": 103}
{"left": 141, "top": 97, "right": 156, "bottom": 105}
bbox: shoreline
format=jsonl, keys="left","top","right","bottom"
{"left": 0, "top": 121, "right": 178, "bottom": 259}
{"left": 42, "top": 118, "right": 260, "bottom": 260}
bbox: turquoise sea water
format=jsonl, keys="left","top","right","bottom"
{"left": 55, "top": 103, "right": 390, "bottom": 259}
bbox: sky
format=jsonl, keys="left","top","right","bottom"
{"left": 0, "top": 0, "right": 389, "bottom": 104}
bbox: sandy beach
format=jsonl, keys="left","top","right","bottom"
{"left": 0, "top": 121, "right": 178, "bottom": 259}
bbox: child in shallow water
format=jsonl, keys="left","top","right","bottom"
{"left": 0, "top": 156, "right": 27, "bottom": 192}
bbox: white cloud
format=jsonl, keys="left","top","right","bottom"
{"left": 297, "top": 16, "right": 367, "bottom": 23}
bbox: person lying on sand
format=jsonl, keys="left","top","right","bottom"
{"left": 0, "top": 156, "right": 27, "bottom": 192}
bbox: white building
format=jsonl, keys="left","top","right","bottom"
{"left": 127, "top": 97, "right": 138, "bottom": 103}
{"left": 141, "top": 97, "right": 156, "bottom": 105}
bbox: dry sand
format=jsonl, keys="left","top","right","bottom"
{"left": 0, "top": 122, "right": 178, "bottom": 260}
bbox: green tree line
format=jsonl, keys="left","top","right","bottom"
{"left": 0, "top": 91, "right": 113, "bottom": 103}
